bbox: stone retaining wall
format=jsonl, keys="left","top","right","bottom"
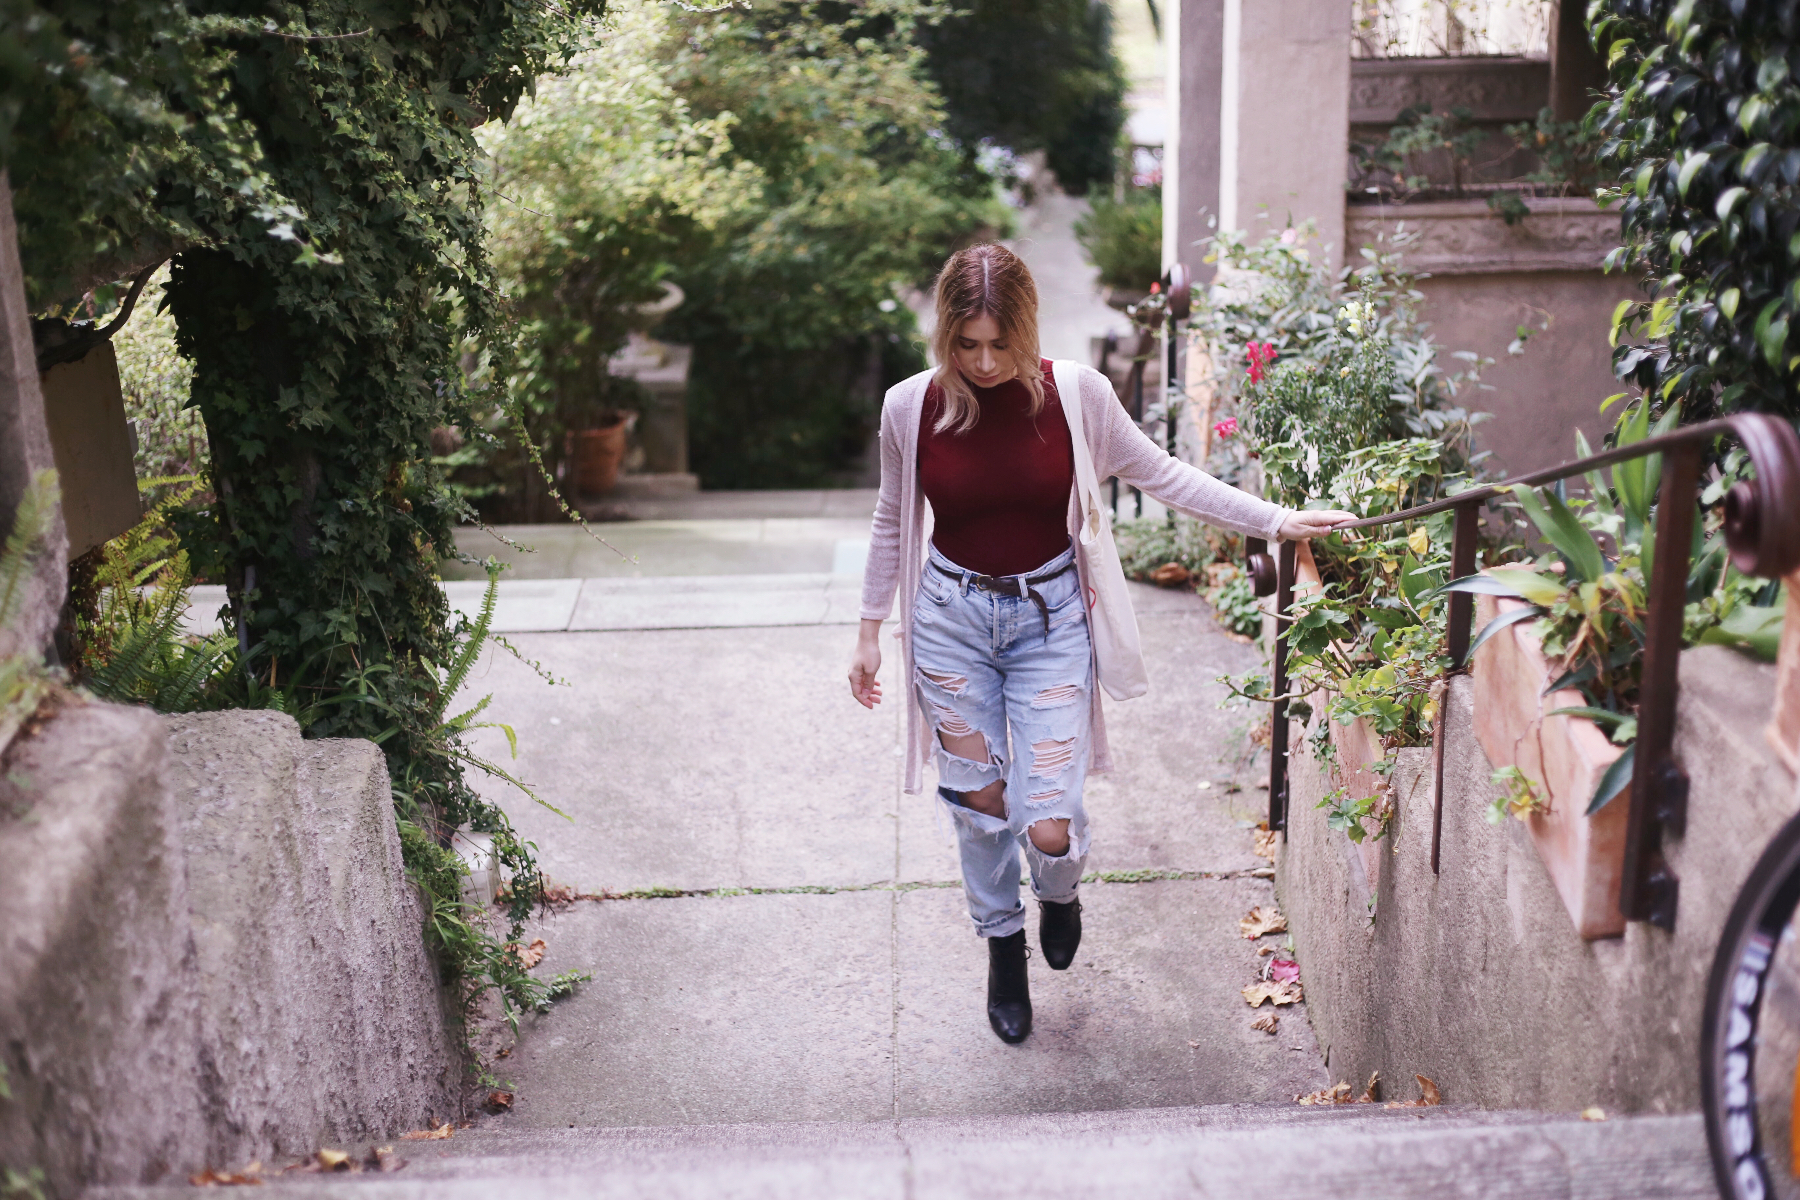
{"left": 0, "top": 703, "right": 461, "bottom": 1196}
{"left": 1277, "top": 646, "right": 1798, "bottom": 1112}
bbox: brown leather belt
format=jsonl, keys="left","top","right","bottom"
{"left": 930, "top": 558, "right": 1077, "bottom": 636}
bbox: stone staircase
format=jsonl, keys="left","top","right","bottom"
{"left": 88, "top": 1102, "right": 1715, "bottom": 1199}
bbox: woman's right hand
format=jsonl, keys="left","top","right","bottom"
{"left": 848, "top": 619, "right": 883, "bottom": 709}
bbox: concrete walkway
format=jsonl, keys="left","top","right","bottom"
{"left": 453, "top": 540, "right": 1330, "bottom": 1128}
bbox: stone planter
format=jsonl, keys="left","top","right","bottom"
{"left": 1470, "top": 592, "right": 1628, "bottom": 939}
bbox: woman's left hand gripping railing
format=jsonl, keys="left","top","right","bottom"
{"left": 1249, "top": 414, "right": 1800, "bottom": 930}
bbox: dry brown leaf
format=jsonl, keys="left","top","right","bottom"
{"left": 1242, "top": 980, "right": 1303, "bottom": 1007}
{"left": 1252, "top": 827, "right": 1278, "bottom": 861}
{"left": 317, "top": 1149, "right": 352, "bottom": 1172}
{"left": 190, "top": 1163, "right": 264, "bottom": 1186}
{"left": 1205, "top": 562, "right": 1238, "bottom": 589}
{"left": 1386, "top": 1074, "right": 1442, "bottom": 1108}
{"left": 1250, "top": 1014, "right": 1279, "bottom": 1034}
{"left": 400, "top": 1122, "right": 454, "bottom": 1142}
{"left": 1249, "top": 718, "right": 1273, "bottom": 747}
{"left": 1239, "top": 906, "right": 1288, "bottom": 939}
{"left": 509, "top": 938, "right": 547, "bottom": 970}
{"left": 1257, "top": 945, "right": 1275, "bottom": 956}
{"left": 1297, "top": 1081, "right": 1352, "bottom": 1106}
{"left": 364, "top": 1146, "right": 405, "bottom": 1173}
{"left": 486, "top": 1090, "right": 515, "bottom": 1113}
{"left": 1297, "top": 1073, "right": 1379, "bottom": 1106}
{"left": 1149, "top": 562, "right": 1192, "bottom": 587}
{"left": 1581, "top": 1106, "right": 1607, "bottom": 1121}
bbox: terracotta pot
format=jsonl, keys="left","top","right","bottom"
{"left": 1471, "top": 591, "right": 1628, "bottom": 939}
{"left": 573, "top": 419, "right": 628, "bottom": 496}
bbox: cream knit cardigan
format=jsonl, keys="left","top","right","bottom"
{"left": 860, "top": 363, "right": 1292, "bottom": 796}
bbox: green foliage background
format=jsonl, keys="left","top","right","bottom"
{"left": 916, "top": 0, "right": 1127, "bottom": 195}
{"left": 1590, "top": 0, "right": 1800, "bottom": 421}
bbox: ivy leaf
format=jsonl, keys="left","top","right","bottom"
{"left": 1755, "top": 298, "right": 1789, "bottom": 367}
{"left": 1676, "top": 150, "right": 1709, "bottom": 197}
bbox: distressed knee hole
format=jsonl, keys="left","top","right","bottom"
{"left": 930, "top": 703, "right": 976, "bottom": 739}
{"left": 920, "top": 668, "right": 968, "bottom": 695}
{"left": 1031, "top": 683, "right": 1082, "bottom": 708}
{"left": 1030, "top": 737, "right": 1077, "bottom": 778}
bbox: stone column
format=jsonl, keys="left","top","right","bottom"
{"left": 0, "top": 171, "right": 67, "bottom": 662}
{"left": 1217, "top": 0, "right": 1352, "bottom": 270}
{"left": 1163, "top": 0, "right": 1225, "bottom": 283}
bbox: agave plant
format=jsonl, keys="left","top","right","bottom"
{"left": 1446, "top": 399, "right": 1787, "bottom": 816}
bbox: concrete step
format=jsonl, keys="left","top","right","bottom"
{"left": 87, "top": 1103, "right": 1713, "bottom": 1199}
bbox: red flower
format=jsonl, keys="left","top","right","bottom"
{"left": 1212, "top": 417, "right": 1239, "bottom": 440}
{"left": 1244, "top": 341, "right": 1276, "bottom": 385}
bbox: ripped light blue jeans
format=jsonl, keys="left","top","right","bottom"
{"left": 912, "top": 542, "right": 1092, "bottom": 938}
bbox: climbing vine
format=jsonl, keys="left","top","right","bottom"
{"left": 152, "top": 3, "right": 609, "bottom": 983}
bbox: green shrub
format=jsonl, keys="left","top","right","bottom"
{"left": 1074, "top": 187, "right": 1163, "bottom": 291}
{"left": 1590, "top": 0, "right": 1800, "bottom": 421}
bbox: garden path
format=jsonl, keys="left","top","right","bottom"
{"left": 448, "top": 504, "right": 1331, "bottom": 1128}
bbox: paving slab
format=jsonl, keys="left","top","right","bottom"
{"left": 445, "top": 517, "right": 873, "bottom": 581}
{"left": 459, "top": 625, "right": 902, "bottom": 892}
{"left": 482, "top": 892, "right": 900, "bottom": 1129}
{"left": 568, "top": 574, "right": 881, "bottom": 631}
{"left": 892, "top": 879, "right": 1326, "bottom": 1119}
{"left": 442, "top": 578, "right": 581, "bottom": 632}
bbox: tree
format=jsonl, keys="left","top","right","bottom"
{"left": 915, "top": 0, "right": 1128, "bottom": 195}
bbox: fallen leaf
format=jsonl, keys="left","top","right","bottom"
{"left": 1257, "top": 945, "right": 1275, "bottom": 957}
{"left": 1196, "top": 780, "right": 1213, "bottom": 790}
{"left": 1149, "top": 562, "right": 1191, "bottom": 587}
{"left": 316, "top": 1149, "right": 351, "bottom": 1172}
{"left": 1188, "top": 1039, "right": 1201, "bottom": 1049}
{"left": 1268, "top": 957, "right": 1301, "bottom": 983}
{"left": 1250, "top": 1014, "right": 1279, "bottom": 1034}
{"left": 400, "top": 1122, "right": 454, "bottom": 1142}
{"left": 1242, "top": 980, "right": 1303, "bottom": 1007}
{"left": 1297, "top": 1081, "right": 1352, "bottom": 1106}
{"left": 1386, "top": 1074, "right": 1442, "bottom": 1108}
{"left": 1252, "top": 827, "right": 1278, "bottom": 861}
{"left": 496, "top": 1046, "right": 512, "bottom": 1059}
{"left": 364, "top": 1146, "right": 405, "bottom": 1173}
{"left": 510, "top": 938, "right": 547, "bottom": 970}
{"left": 486, "top": 1090, "right": 515, "bottom": 1113}
{"left": 190, "top": 1162, "right": 264, "bottom": 1186}
{"left": 1297, "top": 1073, "right": 1379, "bottom": 1106}
{"left": 1581, "top": 1106, "right": 1607, "bottom": 1122}
{"left": 1240, "top": 906, "right": 1288, "bottom": 939}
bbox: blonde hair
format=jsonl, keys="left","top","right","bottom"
{"left": 929, "top": 243, "right": 1044, "bottom": 434}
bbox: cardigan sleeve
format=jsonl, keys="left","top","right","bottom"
{"left": 1083, "top": 366, "right": 1290, "bottom": 541}
{"left": 859, "top": 391, "right": 907, "bottom": 620}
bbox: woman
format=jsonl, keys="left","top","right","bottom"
{"left": 847, "top": 244, "right": 1351, "bottom": 1045}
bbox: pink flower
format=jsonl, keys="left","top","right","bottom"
{"left": 1244, "top": 341, "right": 1276, "bottom": 385}
{"left": 1213, "top": 417, "right": 1238, "bottom": 440}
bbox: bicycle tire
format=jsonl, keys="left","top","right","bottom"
{"left": 1703, "top": 808, "right": 1800, "bottom": 1200}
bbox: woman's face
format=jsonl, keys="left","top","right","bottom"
{"left": 951, "top": 313, "right": 1016, "bottom": 390}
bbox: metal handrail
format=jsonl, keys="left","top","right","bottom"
{"left": 1245, "top": 412, "right": 1800, "bottom": 932}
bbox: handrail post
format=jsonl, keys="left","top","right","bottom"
{"left": 1269, "top": 541, "right": 1296, "bottom": 836}
{"left": 1619, "top": 441, "right": 1703, "bottom": 931}
{"left": 1431, "top": 499, "right": 1481, "bottom": 875}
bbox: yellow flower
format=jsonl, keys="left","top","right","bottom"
{"left": 1408, "top": 527, "right": 1430, "bottom": 556}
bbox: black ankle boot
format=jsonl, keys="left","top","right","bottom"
{"left": 986, "top": 929, "right": 1032, "bottom": 1044}
{"left": 1038, "top": 898, "right": 1082, "bottom": 970}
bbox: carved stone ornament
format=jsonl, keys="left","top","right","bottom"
{"left": 1349, "top": 56, "right": 1549, "bottom": 125}
{"left": 1345, "top": 197, "right": 1620, "bottom": 275}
